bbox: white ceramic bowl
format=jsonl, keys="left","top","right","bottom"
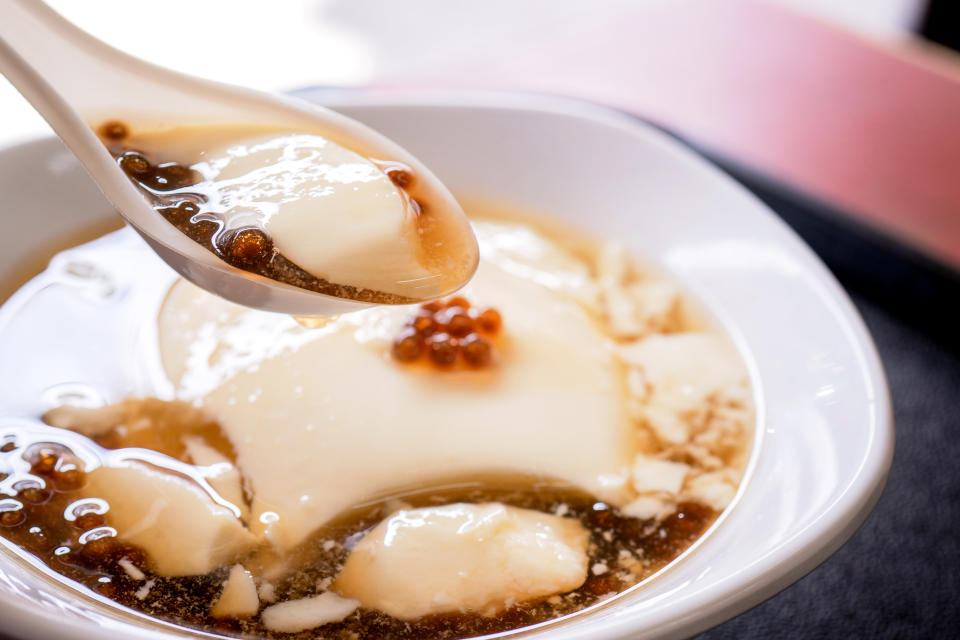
{"left": 0, "top": 94, "right": 893, "bottom": 640}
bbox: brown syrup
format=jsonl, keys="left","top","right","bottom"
{"left": 66, "top": 398, "right": 238, "bottom": 465}
{"left": 0, "top": 420, "right": 715, "bottom": 640}
{"left": 0, "top": 436, "right": 153, "bottom": 602}
{"left": 267, "top": 481, "right": 715, "bottom": 640}
{"left": 0, "top": 185, "right": 735, "bottom": 637}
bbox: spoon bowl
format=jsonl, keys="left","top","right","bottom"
{"left": 0, "top": 0, "right": 476, "bottom": 315}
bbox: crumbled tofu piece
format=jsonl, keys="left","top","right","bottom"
{"left": 596, "top": 244, "right": 629, "bottom": 285}
{"left": 602, "top": 280, "right": 682, "bottom": 340}
{"left": 626, "top": 368, "right": 648, "bottom": 399}
{"left": 602, "top": 284, "right": 643, "bottom": 338}
{"left": 134, "top": 579, "right": 155, "bottom": 600}
{"left": 622, "top": 495, "right": 673, "bottom": 521}
{"left": 334, "top": 503, "right": 589, "bottom": 619}
{"left": 618, "top": 334, "right": 746, "bottom": 411}
{"left": 258, "top": 582, "right": 277, "bottom": 604}
{"left": 628, "top": 281, "right": 681, "bottom": 334}
{"left": 684, "top": 470, "right": 739, "bottom": 511}
{"left": 689, "top": 387, "right": 754, "bottom": 470}
{"left": 117, "top": 556, "right": 146, "bottom": 581}
{"left": 593, "top": 471, "right": 635, "bottom": 505}
{"left": 641, "top": 405, "right": 690, "bottom": 444}
{"left": 631, "top": 454, "right": 690, "bottom": 494}
{"left": 595, "top": 242, "right": 682, "bottom": 339}
{"left": 597, "top": 245, "right": 636, "bottom": 337}
{"left": 261, "top": 592, "right": 359, "bottom": 633}
{"left": 211, "top": 564, "right": 260, "bottom": 619}
{"left": 82, "top": 462, "right": 256, "bottom": 576}
{"left": 618, "top": 333, "right": 748, "bottom": 445}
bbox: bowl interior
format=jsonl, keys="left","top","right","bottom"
{"left": 0, "top": 95, "right": 892, "bottom": 640}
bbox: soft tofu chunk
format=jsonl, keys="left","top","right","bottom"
{"left": 334, "top": 503, "right": 589, "bottom": 619}
{"left": 261, "top": 592, "right": 360, "bottom": 633}
{"left": 622, "top": 495, "right": 672, "bottom": 521}
{"left": 684, "top": 470, "right": 739, "bottom": 511}
{"left": 197, "top": 133, "right": 427, "bottom": 296}
{"left": 631, "top": 454, "right": 690, "bottom": 494}
{"left": 211, "top": 564, "right": 259, "bottom": 619}
{"left": 83, "top": 461, "right": 256, "bottom": 576}
{"left": 162, "top": 254, "right": 634, "bottom": 551}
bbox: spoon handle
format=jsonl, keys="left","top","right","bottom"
{"left": 0, "top": 1, "right": 473, "bottom": 316}
{"left": 0, "top": 0, "right": 241, "bottom": 307}
{"left": 0, "top": 0, "right": 91, "bottom": 103}
{"left": 0, "top": 1, "right": 114, "bottom": 169}
{"left": 0, "top": 0, "right": 249, "bottom": 127}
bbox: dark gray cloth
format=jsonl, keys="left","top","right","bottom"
{"left": 701, "top": 290, "right": 960, "bottom": 639}
{"left": 687, "top": 146, "right": 960, "bottom": 639}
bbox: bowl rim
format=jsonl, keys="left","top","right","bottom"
{"left": 0, "top": 92, "right": 894, "bottom": 640}
{"left": 339, "top": 91, "right": 892, "bottom": 640}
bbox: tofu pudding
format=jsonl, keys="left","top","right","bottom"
{"left": 97, "top": 120, "right": 479, "bottom": 304}
{"left": 0, "top": 203, "right": 754, "bottom": 639}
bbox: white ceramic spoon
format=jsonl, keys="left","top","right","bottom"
{"left": 0, "top": 0, "right": 477, "bottom": 315}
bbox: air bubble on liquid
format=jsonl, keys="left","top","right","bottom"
{"left": 78, "top": 526, "right": 117, "bottom": 545}
{"left": 0, "top": 498, "right": 22, "bottom": 512}
{"left": 64, "top": 498, "right": 109, "bottom": 522}
{"left": 12, "top": 475, "right": 46, "bottom": 490}
{"left": 41, "top": 383, "right": 105, "bottom": 412}
{"left": 0, "top": 419, "right": 109, "bottom": 482}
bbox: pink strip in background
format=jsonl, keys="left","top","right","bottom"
{"left": 393, "top": 0, "right": 960, "bottom": 269}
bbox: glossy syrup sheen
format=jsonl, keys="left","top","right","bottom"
{"left": 0, "top": 198, "right": 751, "bottom": 639}
{"left": 0, "top": 418, "right": 715, "bottom": 640}
{"left": 97, "top": 121, "right": 478, "bottom": 304}
{"left": 0, "top": 419, "right": 237, "bottom": 632}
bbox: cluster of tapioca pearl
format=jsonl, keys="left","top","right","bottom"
{"left": 0, "top": 439, "right": 142, "bottom": 578}
{"left": 99, "top": 120, "right": 200, "bottom": 193}
{"left": 392, "top": 297, "right": 502, "bottom": 368}
{"left": 99, "top": 120, "right": 277, "bottom": 270}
